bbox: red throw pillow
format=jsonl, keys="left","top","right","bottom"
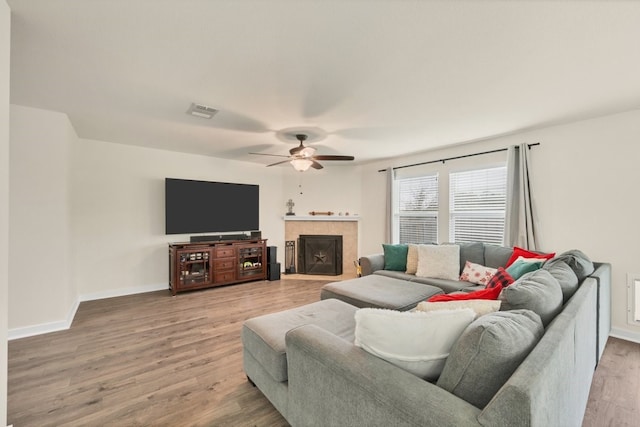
{"left": 485, "top": 267, "right": 515, "bottom": 289}
{"left": 505, "top": 246, "right": 555, "bottom": 267}
{"left": 427, "top": 284, "right": 503, "bottom": 302}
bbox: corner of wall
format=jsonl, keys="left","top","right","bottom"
{"left": 609, "top": 327, "right": 640, "bottom": 345}
{"left": 1, "top": 0, "right": 10, "bottom": 424}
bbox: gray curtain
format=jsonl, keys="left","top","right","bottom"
{"left": 504, "top": 144, "right": 538, "bottom": 249}
{"left": 385, "top": 167, "right": 394, "bottom": 244}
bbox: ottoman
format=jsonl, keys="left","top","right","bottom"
{"left": 321, "top": 275, "right": 444, "bottom": 311}
{"left": 241, "top": 298, "right": 358, "bottom": 416}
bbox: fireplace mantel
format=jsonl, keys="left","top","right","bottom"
{"left": 283, "top": 216, "right": 360, "bottom": 222}
{"left": 284, "top": 217, "right": 359, "bottom": 277}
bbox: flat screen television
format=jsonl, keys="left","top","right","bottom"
{"left": 165, "top": 178, "right": 259, "bottom": 235}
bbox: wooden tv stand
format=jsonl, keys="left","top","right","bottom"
{"left": 168, "top": 239, "right": 267, "bottom": 295}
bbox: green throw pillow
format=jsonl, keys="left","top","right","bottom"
{"left": 382, "top": 244, "right": 409, "bottom": 271}
{"left": 506, "top": 259, "right": 543, "bottom": 279}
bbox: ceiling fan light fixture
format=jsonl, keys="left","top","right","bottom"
{"left": 300, "top": 146, "right": 316, "bottom": 158}
{"left": 290, "top": 158, "right": 313, "bottom": 172}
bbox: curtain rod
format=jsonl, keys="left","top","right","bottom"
{"left": 377, "top": 143, "right": 540, "bottom": 173}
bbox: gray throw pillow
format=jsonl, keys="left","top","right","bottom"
{"left": 543, "top": 260, "right": 579, "bottom": 303}
{"left": 544, "top": 249, "right": 594, "bottom": 280}
{"left": 437, "top": 310, "right": 544, "bottom": 409}
{"left": 499, "top": 269, "right": 563, "bottom": 327}
{"left": 484, "top": 245, "right": 513, "bottom": 269}
{"left": 457, "top": 242, "right": 485, "bottom": 274}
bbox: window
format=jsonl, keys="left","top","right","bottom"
{"left": 449, "top": 166, "right": 507, "bottom": 245}
{"left": 396, "top": 174, "right": 438, "bottom": 244}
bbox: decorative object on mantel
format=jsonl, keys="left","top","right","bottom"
{"left": 309, "top": 211, "right": 335, "bottom": 216}
{"left": 286, "top": 199, "right": 296, "bottom": 216}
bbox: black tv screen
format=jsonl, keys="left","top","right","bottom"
{"left": 165, "top": 178, "right": 259, "bottom": 235}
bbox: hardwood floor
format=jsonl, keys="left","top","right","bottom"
{"left": 584, "top": 337, "right": 640, "bottom": 427}
{"left": 7, "top": 279, "right": 640, "bottom": 426}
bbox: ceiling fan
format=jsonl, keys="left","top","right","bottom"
{"left": 250, "top": 134, "right": 355, "bottom": 171}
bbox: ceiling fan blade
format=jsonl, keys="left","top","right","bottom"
{"left": 266, "top": 159, "right": 292, "bottom": 167}
{"left": 311, "top": 161, "right": 324, "bottom": 170}
{"left": 312, "top": 155, "right": 355, "bottom": 161}
{"left": 249, "top": 152, "right": 290, "bottom": 158}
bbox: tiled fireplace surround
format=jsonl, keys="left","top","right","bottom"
{"left": 284, "top": 216, "right": 359, "bottom": 278}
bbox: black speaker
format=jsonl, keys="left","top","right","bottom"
{"left": 267, "top": 263, "right": 281, "bottom": 281}
{"left": 266, "top": 246, "right": 277, "bottom": 263}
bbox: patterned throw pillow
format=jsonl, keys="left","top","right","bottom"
{"left": 485, "top": 267, "right": 516, "bottom": 289}
{"left": 459, "top": 261, "right": 498, "bottom": 286}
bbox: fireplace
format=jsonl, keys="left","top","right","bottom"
{"left": 297, "top": 235, "right": 343, "bottom": 275}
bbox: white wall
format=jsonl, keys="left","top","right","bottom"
{"left": 1, "top": 1, "right": 10, "bottom": 424}
{"left": 9, "top": 106, "right": 75, "bottom": 335}
{"left": 361, "top": 109, "right": 640, "bottom": 341}
{"left": 8, "top": 106, "right": 286, "bottom": 335}
{"left": 8, "top": 100, "right": 640, "bottom": 345}
{"left": 69, "top": 137, "right": 285, "bottom": 298}
{"left": 282, "top": 166, "right": 363, "bottom": 217}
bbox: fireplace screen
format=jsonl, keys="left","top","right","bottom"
{"left": 297, "top": 235, "right": 343, "bottom": 275}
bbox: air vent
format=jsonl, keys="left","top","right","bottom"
{"left": 186, "top": 103, "right": 218, "bottom": 119}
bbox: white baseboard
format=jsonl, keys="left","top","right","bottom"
{"left": 8, "top": 283, "right": 168, "bottom": 340}
{"left": 79, "top": 283, "right": 168, "bottom": 302}
{"left": 610, "top": 327, "right": 640, "bottom": 344}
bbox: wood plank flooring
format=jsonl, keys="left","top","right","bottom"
{"left": 7, "top": 278, "right": 640, "bottom": 426}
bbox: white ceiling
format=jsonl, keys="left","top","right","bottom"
{"left": 8, "top": 0, "right": 640, "bottom": 166}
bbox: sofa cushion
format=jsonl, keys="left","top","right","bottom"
{"left": 483, "top": 245, "right": 513, "bottom": 269}
{"left": 543, "top": 260, "right": 580, "bottom": 303}
{"left": 505, "top": 246, "right": 555, "bottom": 268}
{"left": 499, "top": 269, "right": 563, "bottom": 326}
{"left": 485, "top": 267, "right": 515, "bottom": 289}
{"left": 416, "top": 244, "right": 460, "bottom": 280}
{"left": 355, "top": 307, "right": 475, "bottom": 380}
{"left": 374, "top": 269, "right": 416, "bottom": 282}
{"left": 436, "top": 309, "right": 544, "bottom": 408}
{"left": 382, "top": 244, "right": 409, "bottom": 271}
{"left": 459, "top": 261, "right": 497, "bottom": 286}
{"left": 322, "top": 274, "right": 443, "bottom": 311}
{"left": 409, "top": 276, "right": 469, "bottom": 293}
{"left": 545, "top": 249, "right": 594, "bottom": 280}
{"left": 242, "top": 299, "right": 358, "bottom": 383}
{"left": 416, "top": 299, "right": 501, "bottom": 318}
{"left": 458, "top": 242, "right": 485, "bottom": 273}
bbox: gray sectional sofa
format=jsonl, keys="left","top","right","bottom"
{"left": 242, "top": 243, "right": 611, "bottom": 427}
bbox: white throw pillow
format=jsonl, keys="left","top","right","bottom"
{"left": 415, "top": 299, "right": 502, "bottom": 319}
{"left": 416, "top": 244, "right": 460, "bottom": 280}
{"left": 354, "top": 307, "right": 475, "bottom": 380}
{"left": 459, "top": 261, "right": 498, "bottom": 286}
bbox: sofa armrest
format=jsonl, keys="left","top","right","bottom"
{"left": 359, "top": 253, "right": 385, "bottom": 276}
{"left": 590, "top": 262, "right": 611, "bottom": 362}
{"left": 285, "top": 324, "right": 482, "bottom": 427}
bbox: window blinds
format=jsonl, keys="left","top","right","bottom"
{"left": 397, "top": 175, "right": 438, "bottom": 244}
{"left": 449, "top": 167, "right": 507, "bottom": 245}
